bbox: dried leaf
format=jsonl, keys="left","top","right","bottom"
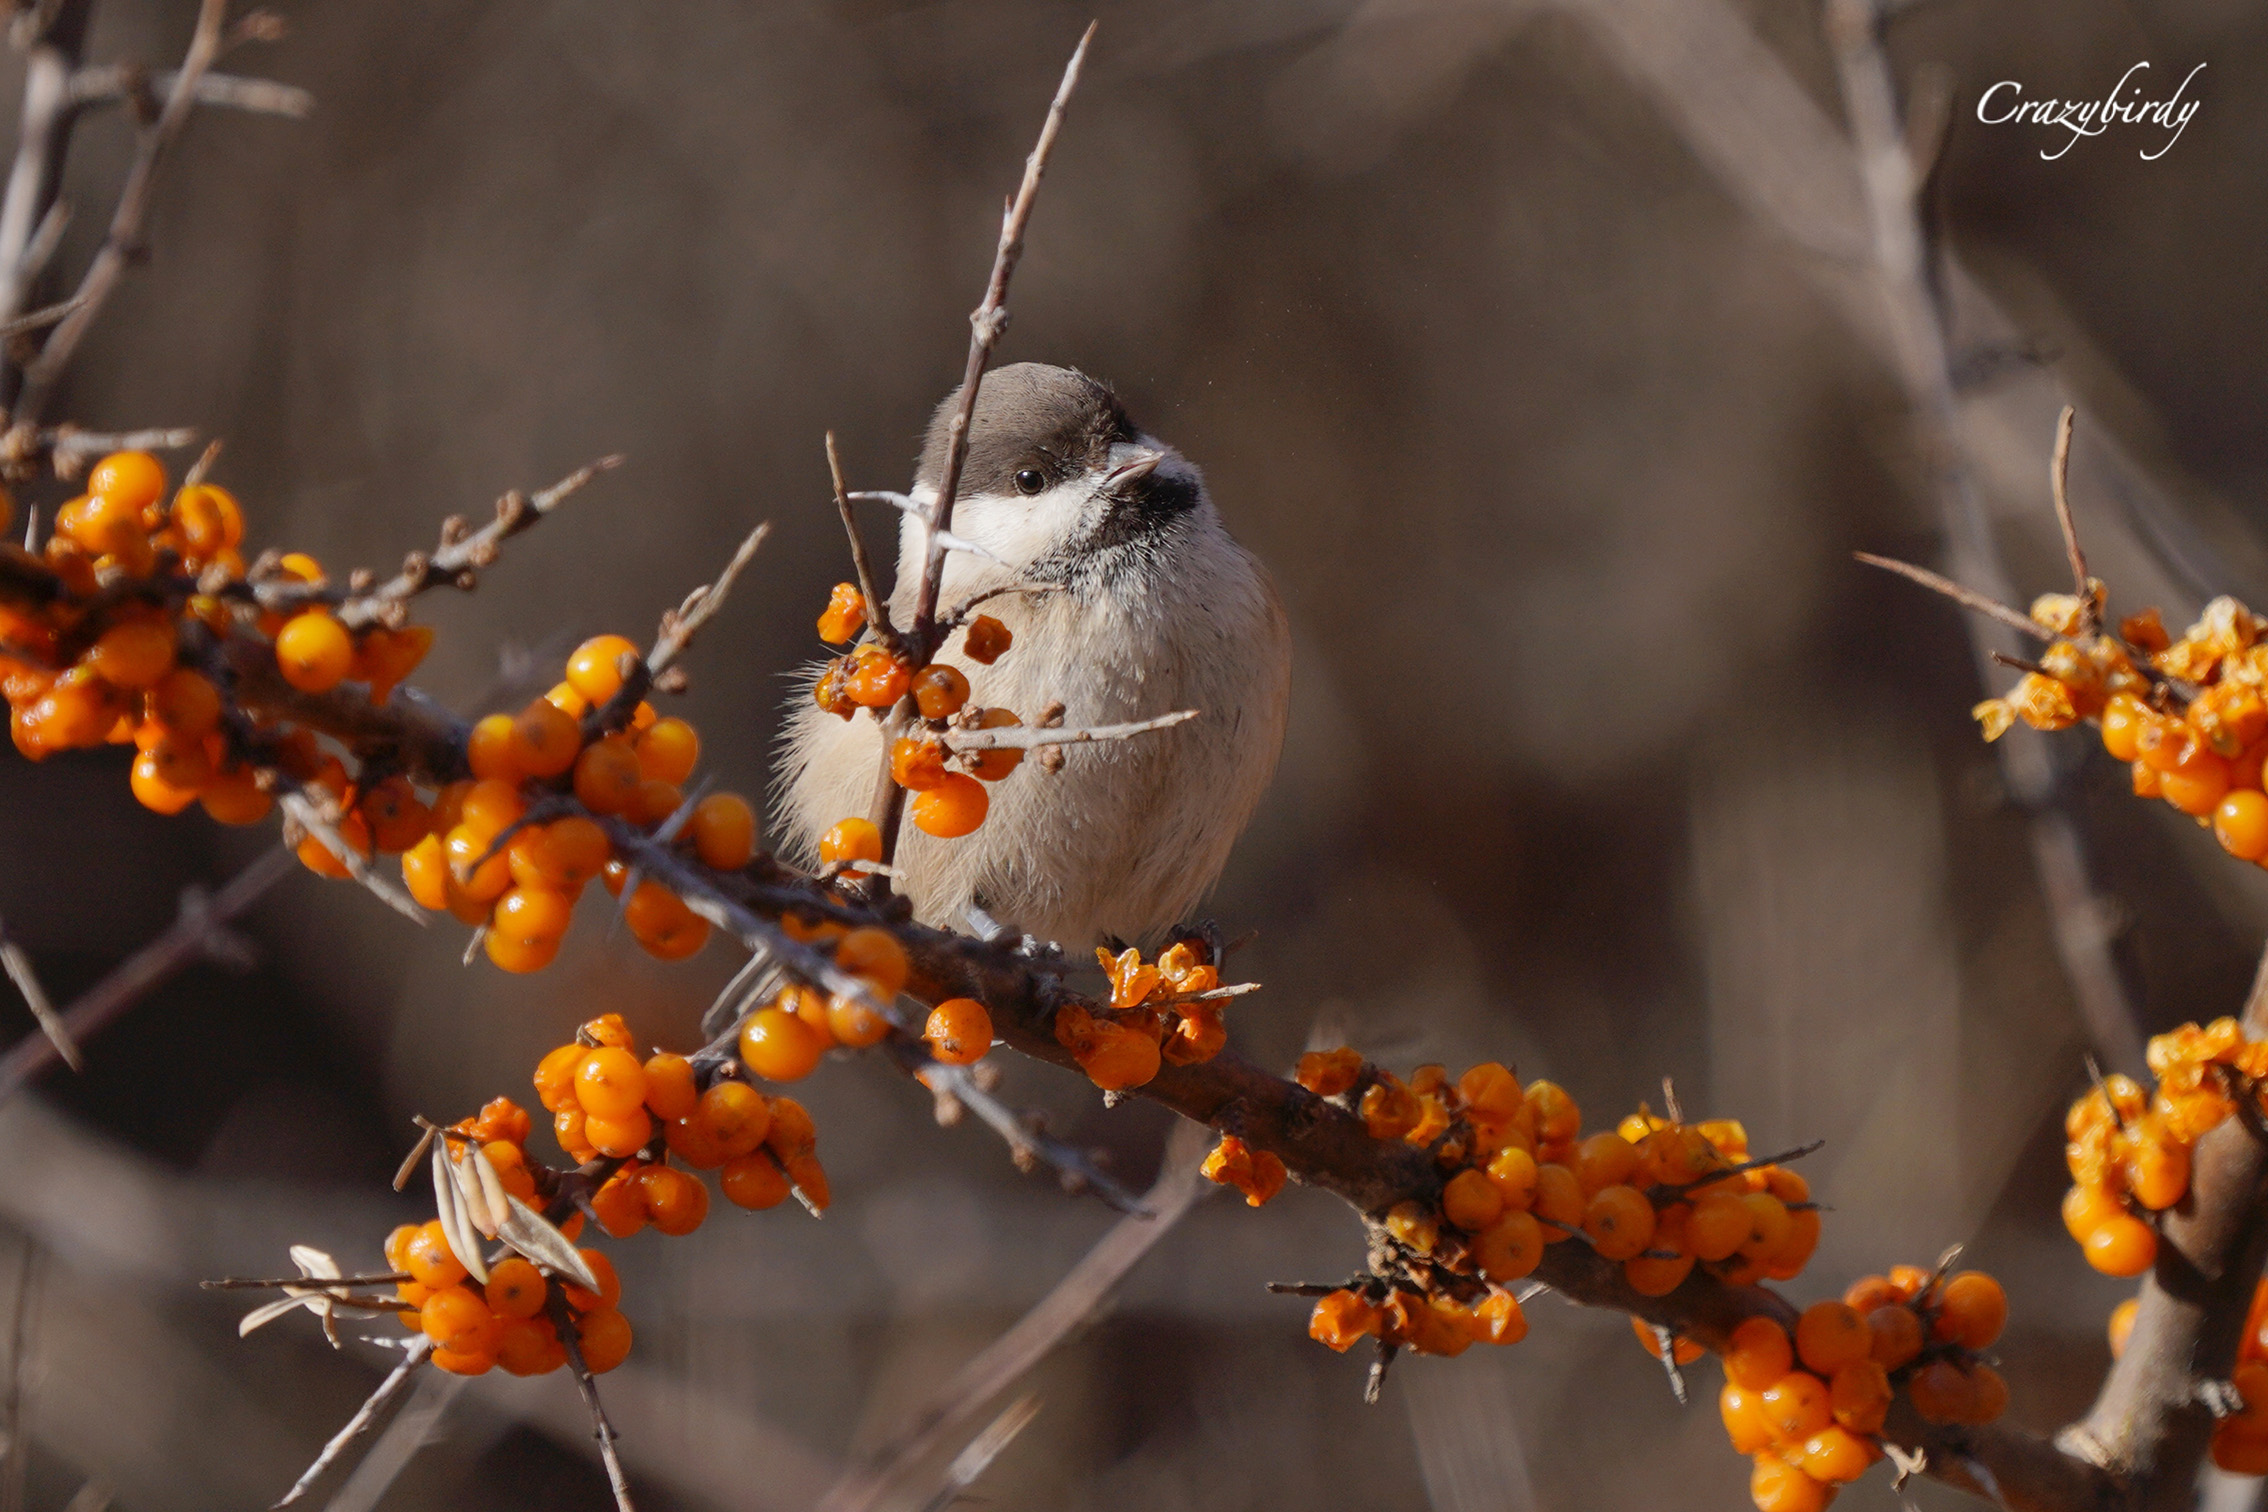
{"left": 431, "top": 1141, "right": 489, "bottom": 1284}
{"left": 238, "top": 1295, "right": 309, "bottom": 1337}
{"left": 497, "top": 1194, "right": 600, "bottom": 1296}
{"left": 448, "top": 1145, "right": 500, "bottom": 1239}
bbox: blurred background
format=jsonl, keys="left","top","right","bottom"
{"left": 0, "top": 0, "right": 2264, "bottom": 1508}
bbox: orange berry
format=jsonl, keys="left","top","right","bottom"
{"left": 622, "top": 777, "right": 680, "bottom": 827}
{"left": 665, "top": 1111, "right": 727, "bottom": 1169}
{"left": 89, "top": 451, "right": 166, "bottom": 512}
{"left": 403, "top": 1221, "right": 467, "bottom": 1289}
{"left": 1624, "top": 1225, "right": 1696, "bottom": 1298}
{"left": 721, "top": 1150, "right": 791, "bottom": 1209}
{"left": 169, "top": 483, "right": 241, "bottom": 554}
{"left": 636, "top": 1164, "right": 710, "bottom": 1235}
{"left": 496, "top": 1315, "right": 565, "bottom": 1376}
{"left": 890, "top": 736, "right": 949, "bottom": 791}
{"left": 825, "top": 996, "right": 891, "bottom": 1049}
{"left": 2218, "top": 790, "right": 2268, "bottom": 860}
{"left": 1473, "top": 1210, "right": 1544, "bottom": 1281}
{"left": 465, "top": 712, "right": 521, "bottom": 782}
{"left": 421, "top": 1286, "right": 497, "bottom": 1355}
{"left": 641, "top": 1053, "right": 698, "bottom": 1121}
{"left": 845, "top": 645, "right": 911, "bottom": 707}
{"left": 1867, "top": 1305, "right": 1923, "bottom": 1369}
{"left": 2163, "top": 755, "right": 2232, "bottom": 816}
{"left": 923, "top": 998, "right": 992, "bottom": 1064}
{"left": 567, "top": 635, "right": 640, "bottom": 704}
{"left": 1829, "top": 1359, "right": 1891, "bottom": 1435}
{"left": 1933, "top": 1271, "right": 2008, "bottom": 1350}
{"left": 1737, "top": 1192, "right": 1792, "bottom": 1259}
{"left": 1484, "top": 1146, "right": 1539, "bottom": 1209}
{"left": 584, "top": 1106, "right": 655, "bottom": 1159}
{"left": 445, "top": 824, "right": 512, "bottom": 901}
{"left": 1760, "top": 1371, "right": 1832, "bottom": 1440}
{"left": 1968, "top": 1363, "right": 2009, "bottom": 1423}
{"left": 571, "top": 1306, "right": 632, "bottom": 1373}
{"left": 1077, "top": 1021, "right": 1161, "bottom": 1091}
{"left": 1468, "top": 1290, "right": 1527, "bottom": 1345}
{"left": 401, "top": 833, "right": 455, "bottom": 911}
{"left": 1724, "top": 1317, "right": 1794, "bottom": 1392}
{"left": 573, "top": 737, "right": 642, "bottom": 813}
{"left": 589, "top": 1165, "right": 648, "bottom": 1237}
{"left": 1749, "top": 1456, "right": 1829, "bottom": 1512}
{"left": 1524, "top": 1080, "right": 1581, "bottom": 1143}
{"left": 819, "top": 816, "right": 884, "bottom": 871}
{"left": 2215, "top": 1428, "right": 2268, "bottom": 1475}
{"left": 359, "top": 776, "right": 434, "bottom": 853}
{"left": 575, "top": 1047, "right": 649, "bottom": 1118}
{"left": 274, "top": 611, "right": 354, "bottom": 693}
{"left": 623, "top": 880, "right": 710, "bottom": 960}
{"left": 2063, "top": 1184, "right": 2126, "bottom": 1242}
{"left": 2084, "top": 1213, "right": 2159, "bottom": 1277}
{"left": 690, "top": 791, "right": 757, "bottom": 869}
{"left": 1573, "top": 1131, "right": 1640, "bottom": 1195}
{"left": 1720, "top": 1382, "right": 1774, "bottom": 1454}
{"left": 1442, "top": 1168, "right": 1505, "bottom": 1232}
{"left": 700, "top": 1080, "right": 771, "bottom": 1155}
{"left": 485, "top": 1258, "right": 547, "bottom": 1319}
{"left": 1798, "top": 1424, "right": 1872, "bottom": 1485}
{"left": 199, "top": 766, "right": 274, "bottom": 826}
{"left": 635, "top": 717, "right": 699, "bottom": 783}
{"left": 966, "top": 708, "right": 1025, "bottom": 781}
{"left": 510, "top": 697, "right": 582, "bottom": 778}
{"left": 1308, "top": 1290, "right": 1380, "bottom": 1352}
{"left": 86, "top": 619, "right": 174, "bottom": 689}
{"left": 146, "top": 667, "right": 221, "bottom": 735}
{"left": 2100, "top": 692, "right": 2150, "bottom": 762}
{"left": 912, "top": 664, "right": 970, "bottom": 720}
{"left": 1795, "top": 1301, "right": 1870, "bottom": 1376}
{"left": 963, "top": 614, "right": 1011, "bottom": 664}
{"left": 130, "top": 751, "right": 201, "bottom": 813}
{"left": 1689, "top": 1188, "right": 1752, "bottom": 1262}
{"left": 1531, "top": 1163, "right": 1584, "bottom": 1240}
{"left": 815, "top": 583, "right": 866, "bottom": 643}
{"left": 834, "top": 926, "right": 909, "bottom": 995}
{"left": 1581, "top": 1184, "right": 1656, "bottom": 1260}
{"left": 911, "top": 771, "right": 988, "bottom": 837}
{"left": 1907, "top": 1359, "right": 1977, "bottom": 1423}
{"left": 739, "top": 1006, "right": 825, "bottom": 1082}
{"left": 492, "top": 885, "right": 573, "bottom": 947}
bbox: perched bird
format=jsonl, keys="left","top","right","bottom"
{"left": 779, "top": 362, "right": 1291, "bottom": 950}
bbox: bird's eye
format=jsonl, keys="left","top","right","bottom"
{"left": 1013, "top": 468, "right": 1046, "bottom": 496}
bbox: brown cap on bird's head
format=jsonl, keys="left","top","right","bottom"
{"left": 915, "top": 363, "right": 1139, "bottom": 500}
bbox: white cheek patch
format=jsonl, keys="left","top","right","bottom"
{"left": 945, "top": 483, "right": 1098, "bottom": 574}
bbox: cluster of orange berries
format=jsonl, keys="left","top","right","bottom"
{"left": 1, "top": 450, "right": 431, "bottom": 818}
{"left": 383, "top": 1095, "right": 631, "bottom": 1378}
{"left": 1296, "top": 1060, "right": 1817, "bottom": 1360}
{"left": 1975, "top": 595, "right": 2268, "bottom": 867}
{"left": 1050, "top": 942, "right": 1229, "bottom": 1092}
{"left": 533, "top": 1012, "right": 827, "bottom": 1224}
{"left": 2061, "top": 1017, "right": 2268, "bottom": 1278}
{"left": 1715, "top": 1266, "right": 2008, "bottom": 1512}
{"left": 810, "top": 583, "right": 1022, "bottom": 848}
{"left": 729, "top": 914, "right": 994, "bottom": 1080}
{"left": 391, "top": 633, "right": 760, "bottom": 972}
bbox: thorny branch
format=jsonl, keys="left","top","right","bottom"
{"left": 271, "top": 1337, "right": 434, "bottom": 1508}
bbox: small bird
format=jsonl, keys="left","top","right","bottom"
{"left": 779, "top": 363, "right": 1291, "bottom": 951}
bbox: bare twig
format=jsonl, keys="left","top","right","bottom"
{"left": 641, "top": 521, "right": 769, "bottom": 682}
{"left": 12, "top": 0, "right": 231, "bottom": 425}
{"left": 548, "top": 1296, "right": 636, "bottom": 1512}
{"left": 0, "top": 0, "right": 91, "bottom": 368}
{"left": 66, "top": 63, "right": 312, "bottom": 118}
{"left": 888, "top": 1037, "right": 1151, "bottom": 1213}
{"left": 938, "top": 709, "right": 1198, "bottom": 752}
{"left": 827, "top": 432, "right": 901, "bottom": 656}
{"left": 817, "top": 1119, "right": 1205, "bottom": 1512}
{"left": 278, "top": 790, "right": 424, "bottom": 923}
{"left": 0, "top": 289, "right": 83, "bottom": 339}
{"left": 1852, "top": 553, "right": 2049, "bottom": 643}
{"left": 2049, "top": 405, "right": 2090, "bottom": 620}
{"left": 905, "top": 22, "right": 1094, "bottom": 650}
{"left": 0, "top": 845, "right": 290, "bottom": 1103}
{"left": 271, "top": 1336, "right": 434, "bottom": 1507}
{"left": 0, "top": 918, "right": 78, "bottom": 1070}
{"left": 911, "top": 1395, "right": 1041, "bottom": 1512}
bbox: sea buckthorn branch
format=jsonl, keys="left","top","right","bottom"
{"left": 0, "top": 911, "right": 75, "bottom": 1069}
{"left": 936, "top": 708, "right": 1197, "bottom": 753}
{"left": 2060, "top": 960, "right": 2268, "bottom": 1510}
{"left": 584, "top": 519, "right": 769, "bottom": 732}
{"left": 271, "top": 1336, "right": 435, "bottom": 1508}
{"left": 885, "top": 1039, "right": 1150, "bottom": 1213}
{"left": 825, "top": 431, "right": 902, "bottom": 660}
{"left": 65, "top": 60, "right": 311, "bottom": 119}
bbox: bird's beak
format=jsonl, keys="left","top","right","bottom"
{"left": 1103, "top": 443, "right": 1164, "bottom": 490}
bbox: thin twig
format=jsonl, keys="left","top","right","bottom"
{"left": 271, "top": 1337, "right": 434, "bottom": 1507}
{"left": 911, "top": 1395, "right": 1041, "bottom": 1512}
{"left": 0, "top": 919, "right": 78, "bottom": 1070}
{"left": 1852, "top": 552, "right": 2049, "bottom": 642}
{"left": 2049, "top": 405, "right": 2090, "bottom": 623}
{"left": 66, "top": 63, "right": 312, "bottom": 118}
{"left": 890, "top": 1038, "right": 1150, "bottom": 1213}
{"left": 12, "top": 0, "right": 230, "bottom": 425}
{"left": 938, "top": 709, "right": 1197, "bottom": 753}
{"left": 0, "top": 845, "right": 291, "bottom": 1103}
{"left": 548, "top": 1296, "right": 636, "bottom": 1512}
{"left": 827, "top": 432, "right": 901, "bottom": 657}
{"left": 279, "top": 790, "right": 424, "bottom": 923}
{"left": 905, "top": 21, "right": 1095, "bottom": 650}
